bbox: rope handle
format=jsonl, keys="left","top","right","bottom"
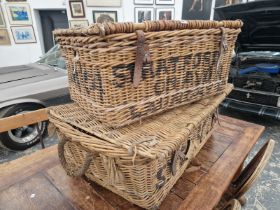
{"left": 58, "top": 136, "right": 93, "bottom": 177}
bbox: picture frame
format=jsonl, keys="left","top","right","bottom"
{"left": 6, "top": 0, "right": 27, "bottom": 2}
{"left": 69, "top": 19, "right": 89, "bottom": 28}
{"left": 92, "top": 11, "right": 118, "bottom": 23}
{"left": 156, "top": 8, "right": 174, "bottom": 20}
{"left": 0, "top": 29, "right": 11, "bottom": 45}
{"left": 6, "top": 3, "right": 32, "bottom": 25}
{"left": 86, "top": 0, "right": 121, "bottom": 7}
{"left": 182, "top": 0, "right": 212, "bottom": 20}
{"left": 135, "top": 7, "right": 154, "bottom": 23}
{"left": 0, "top": 6, "right": 6, "bottom": 28}
{"left": 11, "top": 25, "right": 36, "bottom": 44}
{"left": 156, "top": 0, "right": 174, "bottom": 5}
{"left": 69, "top": 0, "right": 85, "bottom": 18}
{"left": 134, "top": 0, "right": 154, "bottom": 5}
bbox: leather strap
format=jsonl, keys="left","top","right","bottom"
{"left": 216, "top": 27, "right": 228, "bottom": 71}
{"left": 171, "top": 140, "right": 191, "bottom": 175}
{"left": 133, "top": 30, "right": 151, "bottom": 87}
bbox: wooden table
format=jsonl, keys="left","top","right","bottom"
{"left": 0, "top": 116, "right": 264, "bottom": 210}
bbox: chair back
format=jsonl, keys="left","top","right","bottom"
{"left": 231, "top": 139, "right": 275, "bottom": 198}
{"left": 222, "top": 199, "right": 241, "bottom": 210}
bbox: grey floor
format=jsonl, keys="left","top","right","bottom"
{"left": 0, "top": 108, "right": 279, "bottom": 210}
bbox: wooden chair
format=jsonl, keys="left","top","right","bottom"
{"left": 216, "top": 139, "right": 275, "bottom": 209}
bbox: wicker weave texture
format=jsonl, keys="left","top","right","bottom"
{"left": 54, "top": 20, "right": 241, "bottom": 127}
{"left": 48, "top": 85, "right": 233, "bottom": 209}
{"left": 60, "top": 117, "right": 213, "bottom": 209}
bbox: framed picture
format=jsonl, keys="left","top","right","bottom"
{"left": 182, "top": 0, "right": 212, "bottom": 20}
{"left": 69, "top": 20, "right": 89, "bottom": 28}
{"left": 135, "top": 8, "right": 154, "bottom": 23}
{"left": 134, "top": 0, "right": 154, "bottom": 5}
{"left": 6, "top": 0, "right": 27, "bottom": 1}
{"left": 6, "top": 3, "right": 32, "bottom": 25}
{"left": 69, "top": 0, "right": 85, "bottom": 18}
{"left": 156, "top": 8, "right": 174, "bottom": 20}
{"left": 0, "top": 6, "right": 6, "bottom": 28}
{"left": 93, "top": 11, "right": 118, "bottom": 23}
{"left": 0, "top": 29, "right": 11, "bottom": 45}
{"left": 86, "top": 0, "right": 121, "bottom": 7}
{"left": 11, "top": 26, "right": 36, "bottom": 44}
{"left": 156, "top": 0, "right": 174, "bottom": 5}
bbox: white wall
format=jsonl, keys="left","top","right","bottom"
{"left": 1, "top": 0, "right": 249, "bottom": 68}
{"left": 0, "top": 0, "right": 184, "bottom": 68}
{"left": 0, "top": 0, "right": 66, "bottom": 68}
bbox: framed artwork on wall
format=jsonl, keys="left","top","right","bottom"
{"left": 156, "top": 8, "right": 174, "bottom": 20}
{"left": 69, "top": 20, "right": 89, "bottom": 28}
{"left": 6, "top": 0, "right": 28, "bottom": 2}
{"left": 86, "top": 0, "right": 121, "bottom": 7}
{"left": 0, "top": 6, "right": 6, "bottom": 28}
{"left": 182, "top": 0, "right": 212, "bottom": 20}
{"left": 6, "top": 3, "right": 32, "bottom": 25}
{"left": 135, "top": 7, "right": 154, "bottom": 23}
{"left": 93, "top": 11, "right": 118, "bottom": 23}
{"left": 11, "top": 25, "right": 36, "bottom": 44}
{"left": 134, "top": 0, "right": 154, "bottom": 5}
{"left": 69, "top": 0, "right": 85, "bottom": 18}
{"left": 156, "top": 0, "right": 174, "bottom": 5}
{"left": 0, "top": 29, "right": 11, "bottom": 45}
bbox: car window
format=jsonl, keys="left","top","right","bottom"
{"left": 239, "top": 51, "right": 280, "bottom": 61}
{"left": 37, "top": 45, "right": 66, "bottom": 69}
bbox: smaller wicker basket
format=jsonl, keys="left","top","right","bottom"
{"left": 48, "top": 84, "right": 233, "bottom": 210}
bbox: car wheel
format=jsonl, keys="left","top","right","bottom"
{"left": 0, "top": 104, "right": 48, "bottom": 150}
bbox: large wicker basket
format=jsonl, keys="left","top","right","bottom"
{"left": 54, "top": 20, "right": 241, "bottom": 127}
{"left": 48, "top": 85, "right": 233, "bottom": 210}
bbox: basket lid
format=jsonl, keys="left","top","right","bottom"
{"left": 53, "top": 20, "right": 243, "bottom": 37}
{"left": 48, "top": 84, "right": 233, "bottom": 160}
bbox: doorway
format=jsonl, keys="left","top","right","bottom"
{"left": 39, "top": 10, "right": 68, "bottom": 52}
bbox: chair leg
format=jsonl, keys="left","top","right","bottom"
{"left": 238, "top": 195, "right": 246, "bottom": 206}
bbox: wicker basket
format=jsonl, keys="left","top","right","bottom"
{"left": 48, "top": 84, "right": 233, "bottom": 210}
{"left": 54, "top": 20, "right": 241, "bottom": 127}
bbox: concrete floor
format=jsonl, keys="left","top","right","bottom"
{"left": 0, "top": 108, "right": 279, "bottom": 210}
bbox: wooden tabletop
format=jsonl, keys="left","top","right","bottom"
{"left": 0, "top": 115, "right": 264, "bottom": 210}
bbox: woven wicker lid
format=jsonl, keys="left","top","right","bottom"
{"left": 48, "top": 84, "right": 233, "bottom": 159}
{"left": 53, "top": 20, "right": 243, "bottom": 37}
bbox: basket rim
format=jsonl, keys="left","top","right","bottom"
{"left": 53, "top": 20, "right": 243, "bottom": 37}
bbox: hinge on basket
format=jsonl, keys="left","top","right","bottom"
{"left": 171, "top": 140, "right": 191, "bottom": 176}
{"left": 133, "top": 30, "right": 151, "bottom": 87}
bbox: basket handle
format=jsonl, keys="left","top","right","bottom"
{"left": 133, "top": 30, "right": 151, "bottom": 87}
{"left": 58, "top": 136, "right": 93, "bottom": 177}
